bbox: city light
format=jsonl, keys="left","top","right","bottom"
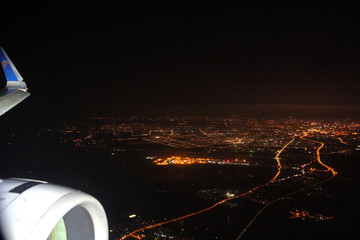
{"left": 54, "top": 115, "right": 360, "bottom": 239}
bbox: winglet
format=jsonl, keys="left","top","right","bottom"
{"left": 0, "top": 46, "right": 30, "bottom": 116}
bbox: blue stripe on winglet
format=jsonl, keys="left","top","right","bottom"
{"left": 0, "top": 47, "right": 19, "bottom": 82}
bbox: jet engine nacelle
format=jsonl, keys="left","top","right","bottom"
{"left": 0, "top": 178, "right": 108, "bottom": 240}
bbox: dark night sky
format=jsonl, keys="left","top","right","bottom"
{"left": 1, "top": 2, "right": 360, "bottom": 117}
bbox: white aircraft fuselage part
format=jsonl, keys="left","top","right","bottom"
{"left": 0, "top": 178, "right": 108, "bottom": 240}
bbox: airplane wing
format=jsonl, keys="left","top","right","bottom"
{"left": 0, "top": 47, "right": 109, "bottom": 239}
{"left": 0, "top": 46, "right": 30, "bottom": 116}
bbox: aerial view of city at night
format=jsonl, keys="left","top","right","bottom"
{"left": 1, "top": 2, "right": 360, "bottom": 240}
{"left": 2, "top": 108, "right": 360, "bottom": 239}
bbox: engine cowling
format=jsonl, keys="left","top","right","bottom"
{"left": 0, "top": 178, "right": 108, "bottom": 240}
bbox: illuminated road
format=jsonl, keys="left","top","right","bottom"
{"left": 235, "top": 174, "right": 336, "bottom": 240}
{"left": 120, "top": 184, "right": 264, "bottom": 239}
{"left": 271, "top": 137, "right": 295, "bottom": 182}
{"left": 337, "top": 137, "right": 348, "bottom": 145}
{"left": 120, "top": 135, "right": 339, "bottom": 240}
{"left": 301, "top": 135, "right": 337, "bottom": 176}
{"left": 236, "top": 134, "right": 337, "bottom": 239}
{"left": 199, "top": 128, "right": 208, "bottom": 136}
{"left": 119, "top": 137, "right": 296, "bottom": 240}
